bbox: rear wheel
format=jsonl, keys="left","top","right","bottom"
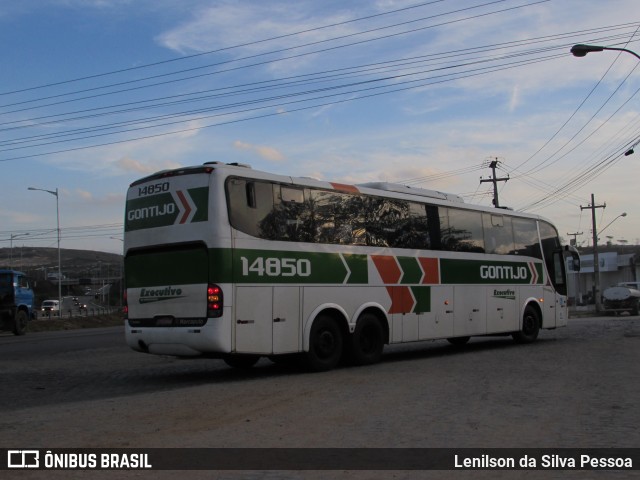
{"left": 306, "top": 315, "right": 343, "bottom": 372}
{"left": 512, "top": 305, "right": 540, "bottom": 344}
{"left": 13, "top": 310, "right": 28, "bottom": 336}
{"left": 224, "top": 354, "right": 260, "bottom": 369}
{"left": 447, "top": 336, "right": 470, "bottom": 346}
{"left": 350, "top": 313, "right": 385, "bottom": 366}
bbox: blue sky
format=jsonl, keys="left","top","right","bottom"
{"left": 1, "top": 0, "right": 639, "bottom": 254}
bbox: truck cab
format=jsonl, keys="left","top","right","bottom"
{"left": 0, "top": 270, "right": 35, "bottom": 335}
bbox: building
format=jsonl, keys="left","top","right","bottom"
{"left": 568, "top": 246, "right": 640, "bottom": 306}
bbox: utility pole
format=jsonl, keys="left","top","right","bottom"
{"left": 580, "top": 194, "right": 606, "bottom": 312}
{"left": 566, "top": 231, "right": 583, "bottom": 247}
{"left": 480, "top": 158, "right": 509, "bottom": 208}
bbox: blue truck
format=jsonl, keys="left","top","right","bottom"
{"left": 0, "top": 269, "right": 35, "bottom": 335}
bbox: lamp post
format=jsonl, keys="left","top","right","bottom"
{"left": 28, "top": 187, "right": 62, "bottom": 311}
{"left": 599, "top": 212, "right": 628, "bottom": 238}
{"left": 571, "top": 43, "right": 640, "bottom": 159}
{"left": 570, "top": 44, "right": 640, "bottom": 61}
{"left": 590, "top": 211, "right": 627, "bottom": 312}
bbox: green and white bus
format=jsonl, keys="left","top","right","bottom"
{"left": 123, "top": 162, "right": 579, "bottom": 371}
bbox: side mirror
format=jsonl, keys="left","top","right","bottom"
{"left": 564, "top": 245, "right": 581, "bottom": 272}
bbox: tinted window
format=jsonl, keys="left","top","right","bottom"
{"left": 539, "top": 220, "right": 564, "bottom": 291}
{"left": 511, "top": 217, "right": 540, "bottom": 258}
{"left": 441, "top": 208, "right": 485, "bottom": 253}
{"left": 226, "top": 177, "right": 548, "bottom": 259}
{"left": 227, "top": 178, "right": 273, "bottom": 237}
{"left": 483, "top": 213, "right": 515, "bottom": 255}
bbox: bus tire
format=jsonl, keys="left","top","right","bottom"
{"left": 447, "top": 336, "right": 470, "bottom": 346}
{"left": 13, "top": 309, "right": 28, "bottom": 336}
{"left": 350, "top": 313, "right": 384, "bottom": 366}
{"left": 224, "top": 354, "right": 260, "bottom": 369}
{"left": 512, "top": 305, "right": 540, "bottom": 344}
{"left": 306, "top": 314, "right": 343, "bottom": 372}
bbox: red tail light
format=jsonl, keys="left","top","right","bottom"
{"left": 123, "top": 290, "right": 128, "bottom": 318}
{"left": 207, "top": 284, "right": 223, "bottom": 318}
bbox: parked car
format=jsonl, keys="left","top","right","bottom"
{"left": 41, "top": 300, "right": 60, "bottom": 316}
{"left": 603, "top": 283, "right": 640, "bottom": 316}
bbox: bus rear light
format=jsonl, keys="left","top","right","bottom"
{"left": 207, "top": 284, "right": 223, "bottom": 318}
{"left": 123, "top": 291, "right": 128, "bottom": 318}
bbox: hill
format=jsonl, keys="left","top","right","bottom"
{"left": 0, "top": 246, "right": 122, "bottom": 276}
{"left": 0, "top": 247, "right": 123, "bottom": 306}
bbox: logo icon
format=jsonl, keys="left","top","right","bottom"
{"left": 8, "top": 450, "right": 39, "bottom": 468}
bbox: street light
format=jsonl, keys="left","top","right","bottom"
{"left": 572, "top": 44, "right": 640, "bottom": 158}
{"left": 590, "top": 211, "right": 628, "bottom": 313}
{"left": 599, "top": 212, "right": 628, "bottom": 238}
{"left": 28, "top": 187, "right": 62, "bottom": 311}
{"left": 570, "top": 44, "right": 640, "bottom": 61}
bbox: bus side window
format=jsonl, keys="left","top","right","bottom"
{"left": 442, "top": 208, "right": 485, "bottom": 253}
{"left": 227, "top": 178, "right": 274, "bottom": 238}
{"left": 427, "top": 205, "right": 442, "bottom": 250}
{"left": 387, "top": 202, "right": 430, "bottom": 249}
{"left": 483, "top": 213, "right": 515, "bottom": 255}
{"left": 270, "top": 186, "right": 312, "bottom": 242}
{"left": 511, "top": 217, "right": 539, "bottom": 258}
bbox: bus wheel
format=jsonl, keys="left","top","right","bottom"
{"left": 13, "top": 310, "right": 28, "bottom": 336}
{"left": 350, "top": 313, "right": 384, "bottom": 366}
{"left": 224, "top": 354, "right": 260, "bottom": 369}
{"left": 307, "top": 314, "right": 343, "bottom": 372}
{"left": 447, "top": 336, "right": 470, "bottom": 346}
{"left": 512, "top": 305, "right": 540, "bottom": 344}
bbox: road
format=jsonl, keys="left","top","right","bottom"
{"left": 1, "top": 316, "right": 638, "bottom": 479}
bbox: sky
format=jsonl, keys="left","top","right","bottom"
{"left": 1, "top": 0, "right": 639, "bottom": 255}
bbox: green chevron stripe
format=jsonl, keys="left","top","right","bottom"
{"left": 410, "top": 286, "right": 431, "bottom": 314}
{"left": 398, "top": 256, "right": 423, "bottom": 284}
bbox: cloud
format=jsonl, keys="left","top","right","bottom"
{"left": 115, "top": 156, "right": 183, "bottom": 174}
{"left": 0, "top": 207, "right": 41, "bottom": 225}
{"left": 509, "top": 86, "right": 520, "bottom": 113}
{"left": 234, "top": 140, "right": 285, "bottom": 162}
{"left": 155, "top": 1, "right": 360, "bottom": 74}
{"left": 76, "top": 189, "right": 93, "bottom": 201}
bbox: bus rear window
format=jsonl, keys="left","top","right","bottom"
{"left": 125, "top": 243, "right": 208, "bottom": 288}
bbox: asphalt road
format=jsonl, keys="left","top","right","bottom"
{"left": 1, "top": 316, "right": 638, "bottom": 479}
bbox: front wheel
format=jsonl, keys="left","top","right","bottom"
{"left": 13, "top": 310, "right": 28, "bottom": 336}
{"left": 512, "top": 305, "right": 540, "bottom": 344}
{"left": 306, "top": 315, "right": 343, "bottom": 372}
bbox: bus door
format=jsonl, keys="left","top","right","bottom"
{"left": 542, "top": 250, "right": 569, "bottom": 328}
{"left": 487, "top": 287, "right": 518, "bottom": 333}
{"left": 543, "top": 287, "right": 557, "bottom": 328}
{"left": 418, "top": 286, "right": 454, "bottom": 340}
{"left": 234, "top": 286, "right": 300, "bottom": 354}
{"left": 453, "top": 286, "right": 487, "bottom": 336}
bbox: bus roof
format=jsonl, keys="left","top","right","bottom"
{"left": 129, "top": 161, "right": 551, "bottom": 225}
{"left": 357, "top": 182, "right": 464, "bottom": 203}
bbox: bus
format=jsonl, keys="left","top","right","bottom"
{"left": 123, "top": 162, "right": 580, "bottom": 371}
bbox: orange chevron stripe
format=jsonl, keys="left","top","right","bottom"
{"left": 418, "top": 257, "right": 440, "bottom": 284}
{"left": 330, "top": 182, "right": 360, "bottom": 194}
{"left": 372, "top": 255, "right": 402, "bottom": 284}
{"left": 386, "top": 286, "right": 415, "bottom": 314}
